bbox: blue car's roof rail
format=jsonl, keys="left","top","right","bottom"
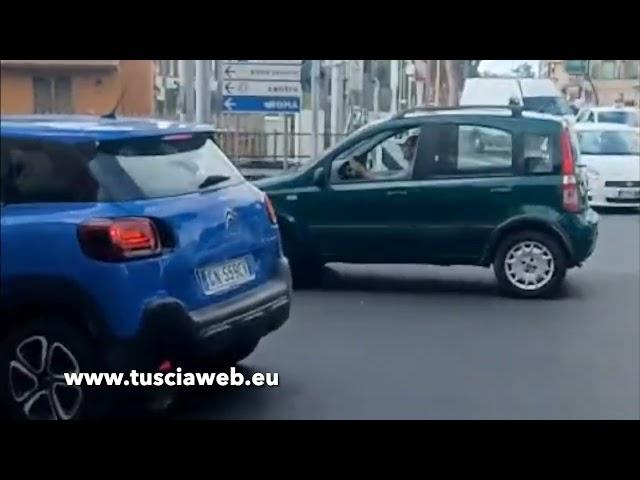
{"left": 394, "top": 105, "right": 524, "bottom": 119}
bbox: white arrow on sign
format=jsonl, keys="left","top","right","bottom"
{"left": 223, "top": 98, "right": 236, "bottom": 111}
{"left": 223, "top": 64, "right": 301, "bottom": 82}
{"left": 223, "top": 80, "right": 301, "bottom": 97}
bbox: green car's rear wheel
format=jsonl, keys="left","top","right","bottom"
{"left": 494, "top": 230, "right": 567, "bottom": 298}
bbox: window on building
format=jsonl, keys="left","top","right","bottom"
{"left": 33, "top": 77, "right": 53, "bottom": 113}
{"left": 622, "top": 60, "right": 640, "bottom": 79}
{"left": 591, "top": 60, "right": 618, "bottom": 80}
{"left": 53, "top": 78, "right": 72, "bottom": 113}
{"left": 33, "top": 77, "right": 73, "bottom": 114}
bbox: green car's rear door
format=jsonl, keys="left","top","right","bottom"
{"left": 409, "top": 117, "right": 520, "bottom": 263}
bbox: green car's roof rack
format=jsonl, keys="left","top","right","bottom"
{"left": 394, "top": 105, "right": 524, "bottom": 119}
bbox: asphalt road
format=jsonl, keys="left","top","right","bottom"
{"left": 171, "top": 210, "right": 640, "bottom": 420}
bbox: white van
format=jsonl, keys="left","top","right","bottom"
{"left": 460, "top": 78, "right": 574, "bottom": 119}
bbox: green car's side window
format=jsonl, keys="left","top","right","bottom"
{"left": 415, "top": 122, "right": 515, "bottom": 179}
{"left": 329, "top": 125, "right": 422, "bottom": 184}
{"left": 456, "top": 125, "right": 513, "bottom": 174}
{"left": 524, "top": 133, "right": 554, "bottom": 174}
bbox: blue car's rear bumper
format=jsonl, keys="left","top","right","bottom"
{"left": 105, "top": 258, "right": 291, "bottom": 371}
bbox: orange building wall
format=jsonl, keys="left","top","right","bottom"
{"left": 72, "top": 70, "right": 121, "bottom": 115}
{"left": 117, "top": 60, "right": 155, "bottom": 116}
{"left": 0, "top": 69, "right": 35, "bottom": 114}
{"left": 0, "top": 60, "right": 155, "bottom": 116}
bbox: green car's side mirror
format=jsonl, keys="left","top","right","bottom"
{"left": 312, "top": 167, "right": 326, "bottom": 188}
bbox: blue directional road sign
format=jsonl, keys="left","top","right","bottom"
{"left": 222, "top": 96, "right": 301, "bottom": 113}
{"left": 221, "top": 60, "right": 302, "bottom": 114}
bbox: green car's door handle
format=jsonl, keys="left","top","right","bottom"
{"left": 386, "top": 190, "right": 408, "bottom": 196}
{"left": 490, "top": 187, "right": 512, "bottom": 193}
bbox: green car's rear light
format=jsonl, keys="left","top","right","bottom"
{"left": 560, "top": 128, "right": 581, "bottom": 213}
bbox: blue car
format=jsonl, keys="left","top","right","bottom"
{"left": 0, "top": 115, "right": 292, "bottom": 419}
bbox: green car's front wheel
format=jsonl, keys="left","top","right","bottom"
{"left": 280, "top": 232, "right": 324, "bottom": 289}
{"left": 289, "top": 259, "right": 325, "bottom": 289}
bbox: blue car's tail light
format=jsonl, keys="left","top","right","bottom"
{"left": 78, "top": 217, "right": 162, "bottom": 262}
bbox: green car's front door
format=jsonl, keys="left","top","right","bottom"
{"left": 311, "top": 179, "right": 419, "bottom": 262}
{"left": 293, "top": 124, "right": 427, "bottom": 263}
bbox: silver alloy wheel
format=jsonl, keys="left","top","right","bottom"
{"left": 504, "top": 240, "right": 555, "bottom": 291}
{"left": 8, "top": 335, "right": 83, "bottom": 420}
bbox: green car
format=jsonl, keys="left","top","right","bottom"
{"left": 255, "top": 106, "right": 599, "bottom": 298}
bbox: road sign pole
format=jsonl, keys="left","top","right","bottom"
{"left": 195, "top": 60, "right": 209, "bottom": 123}
{"left": 390, "top": 60, "right": 399, "bottom": 114}
{"left": 216, "top": 60, "right": 224, "bottom": 119}
{"left": 178, "top": 60, "right": 190, "bottom": 121}
{"left": 435, "top": 60, "right": 441, "bottom": 106}
{"left": 331, "top": 61, "right": 341, "bottom": 144}
{"left": 234, "top": 116, "right": 240, "bottom": 162}
{"left": 180, "top": 60, "right": 196, "bottom": 122}
{"left": 283, "top": 115, "right": 289, "bottom": 171}
{"left": 311, "top": 60, "right": 320, "bottom": 159}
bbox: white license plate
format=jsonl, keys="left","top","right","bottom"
{"left": 617, "top": 189, "right": 640, "bottom": 199}
{"left": 197, "top": 257, "right": 254, "bottom": 295}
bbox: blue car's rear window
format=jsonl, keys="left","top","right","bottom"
{"left": 1, "top": 133, "right": 243, "bottom": 204}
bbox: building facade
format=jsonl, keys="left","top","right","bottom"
{"left": 540, "top": 60, "right": 640, "bottom": 106}
{"left": 0, "top": 60, "right": 155, "bottom": 116}
{"left": 154, "top": 60, "right": 181, "bottom": 118}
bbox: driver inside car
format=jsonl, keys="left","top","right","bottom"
{"left": 344, "top": 133, "right": 419, "bottom": 181}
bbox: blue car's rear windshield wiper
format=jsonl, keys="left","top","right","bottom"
{"left": 198, "top": 175, "right": 231, "bottom": 189}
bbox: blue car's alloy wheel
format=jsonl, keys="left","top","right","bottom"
{"left": 9, "top": 335, "right": 83, "bottom": 420}
{"left": 1, "top": 318, "right": 111, "bottom": 420}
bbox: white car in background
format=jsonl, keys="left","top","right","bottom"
{"left": 460, "top": 78, "right": 574, "bottom": 121}
{"left": 576, "top": 106, "right": 639, "bottom": 128}
{"left": 575, "top": 123, "right": 640, "bottom": 208}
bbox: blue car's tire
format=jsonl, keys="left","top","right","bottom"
{"left": 188, "top": 337, "right": 260, "bottom": 373}
{"left": 0, "top": 317, "right": 111, "bottom": 420}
